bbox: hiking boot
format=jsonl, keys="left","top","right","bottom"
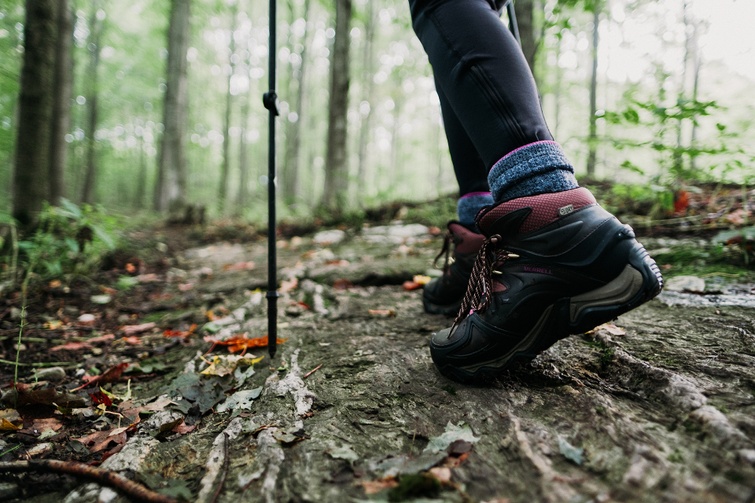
{"left": 423, "top": 222, "right": 485, "bottom": 316}
{"left": 429, "top": 188, "right": 663, "bottom": 383}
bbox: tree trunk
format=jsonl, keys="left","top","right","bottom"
{"left": 80, "top": 0, "right": 103, "bottom": 205}
{"left": 585, "top": 2, "right": 601, "bottom": 179}
{"left": 355, "top": 0, "right": 376, "bottom": 205}
{"left": 282, "top": 0, "right": 312, "bottom": 208}
{"left": 513, "top": 0, "right": 538, "bottom": 82}
{"left": 218, "top": 1, "right": 238, "bottom": 216}
{"left": 48, "top": 0, "right": 72, "bottom": 206}
{"left": 12, "top": 0, "right": 57, "bottom": 228}
{"left": 322, "top": 0, "right": 351, "bottom": 213}
{"left": 155, "top": 0, "right": 191, "bottom": 213}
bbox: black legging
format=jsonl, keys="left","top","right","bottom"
{"left": 410, "top": 0, "right": 553, "bottom": 195}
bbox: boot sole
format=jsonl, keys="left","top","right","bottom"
{"left": 433, "top": 243, "right": 663, "bottom": 384}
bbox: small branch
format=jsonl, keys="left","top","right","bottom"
{"left": 0, "top": 359, "right": 78, "bottom": 368}
{"left": 0, "top": 459, "right": 177, "bottom": 503}
{"left": 303, "top": 364, "right": 322, "bottom": 379}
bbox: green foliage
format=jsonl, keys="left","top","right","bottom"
{"left": 2, "top": 199, "right": 120, "bottom": 286}
{"left": 602, "top": 93, "right": 749, "bottom": 186}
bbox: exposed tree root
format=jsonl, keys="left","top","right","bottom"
{"left": 0, "top": 459, "right": 177, "bottom": 503}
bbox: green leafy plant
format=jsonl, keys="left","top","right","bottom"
{"left": 8, "top": 199, "right": 119, "bottom": 286}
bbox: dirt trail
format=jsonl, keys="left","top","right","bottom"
{"left": 3, "top": 223, "right": 755, "bottom": 503}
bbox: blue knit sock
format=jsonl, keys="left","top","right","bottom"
{"left": 457, "top": 192, "right": 493, "bottom": 228}
{"left": 488, "top": 141, "right": 579, "bottom": 203}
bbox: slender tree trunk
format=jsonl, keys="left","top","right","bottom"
{"left": 156, "top": 0, "right": 191, "bottom": 213}
{"left": 134, "top": 120, "right": 148, "bottom": 208}
{"left": 12, "top": 0, "right": 57, "bottom": 228}
{"left": 513, "top": 0, "right": 538, "bottom": 82}
{"left": 322, "top": 0, "right": 351, "bottom": 213}
{"left": 585, "top": 2, "right": 601, "bottom": 179}
{"left": 48, "top": 0, "right": 72, "bottom": 206}
{"left": 355, "top": 0, "right": 376, "bottom": 205}
{"left": 80, "top": 0, "right": 103, "bottom": 205}
{"left": 282, "top": 0, "right": 312, "bottom": 208}
{"left": 218, "top": 1, "right": 238, "bottom": 215}
{"left": 688, "top": 21, "right": 701, "bottom": 173}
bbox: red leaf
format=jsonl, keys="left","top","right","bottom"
{"left": 89, "top": 391, "right": 113, "bottom": 407}
{"left": 204, "top": 334, "right": 287, "bottom": 353}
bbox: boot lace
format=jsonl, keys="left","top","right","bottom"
{"left": 432, "top": 230, "right": 454, "bottom": 274}
{"left": 454, "top": 234, "right": 513, "bottom": 325}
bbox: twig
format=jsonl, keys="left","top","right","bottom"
{"left": 0, "top": 359, "right": 77, "bottom": 368}
{"left": 0, "top": 459, "right": 177, "bottom": 503}
{"left": 303, "top": 364, "right": 322, "bottom": 379}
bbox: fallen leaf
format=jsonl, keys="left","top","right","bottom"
{"left": 402, "top": 280, "right": 422, "bottom": 291}
{"left": 424, "top": 422, "right": 480, "bottom": 454}
{"left": 368, "top": 309, "right": 396, "bottom": 318}
{"left": 74, "top": 428, "right": 128, "bottom": 454}
{"left": 89, "top": 391, "right": 113, "bottom": 407}
{"left": 50, "top": 341, "right": 93, "bottom": 352}
{"left": 204, "top": 334, "right": 287, "bottom": 353}
{"left": 171, "top": 421, "right": 197, "bottom": 435}
{"left": 216, "top": 387, "right": 263, "bottom": 413}
{"left": 595, "top": 323, "right": 626, "bottom": 336}
{"left": 19, "top": 417, "right": 64, "bottom": 437}
{"left": 223, "top": 261, "right": 256, "bottom": 271}
{"left": 88, "top": 333, "right": 116, "bottom": 343}
{"left": 201, "top": 355, "right": 264, "bottom": 377}
{"left": 558, "top": 437, "right": 585, "bottom": 465}
{"left": 73, "top": 362, "right": 129, "bottom": 391}
{"left": 43, "top": 320, "right": 65, "bottom": 330}
{"left": 0, "top": 409, "right": 22, "bottom": 431}
{"left": 163, "top": 324, "right": 197, "bottom": 338}
{"left": 121, "top": 322, "right": 157, "bottom": 336}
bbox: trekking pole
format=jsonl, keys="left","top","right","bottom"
{"left": 504, "top": 0, "right": 521, "bottom": 45}
{"left": 262, "top": 0, "right": 279, "bottom": 359}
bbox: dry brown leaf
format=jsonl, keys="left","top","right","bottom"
{"left": 120, "top": 322, "right": 157, "bottom": 336}
{"left": 50, "top": 341, "right": 93, "bottom": 352}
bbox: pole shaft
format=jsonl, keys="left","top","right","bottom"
{"left": 266, "top": 0, "right": 279, "bottom": 359}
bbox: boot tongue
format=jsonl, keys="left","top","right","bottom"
{"left": 477, "top": 188, "right": 597, "bottom": 236}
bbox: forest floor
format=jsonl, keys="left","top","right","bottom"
{"left": 1, "top": 185, "right": 754, "bottom": 503}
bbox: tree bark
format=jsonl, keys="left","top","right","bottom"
{"left": 48, "top": 0, "right": 73, "bottom": 206}
{"left": 513, "top": 0, "right": 538, "bottom": 82}
{"left": 355, "top": 0, "right": 376, "bottom": 205}
{"left": 218, "top": 1, "right": 238, "bottom": 215}
{"left": 585, "top": 2, "right": 601, "bottom": 179}
{"left": 155, "top": 0, "right": 191, "bottom": 213}
{"left": 282, "top": 0, "right": 312, "bottom": 207}
{"left": 12, "top": 0, "right": 57, "bottom": 228}
{"left": 80, "top": 0, "right": 103, "bottom": 205}
{"left": 322, "top": 0, "right": 351, "bottom": 213}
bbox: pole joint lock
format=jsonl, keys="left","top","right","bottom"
{"left": 263, "top": 91, "right": 279, "bottom": 115}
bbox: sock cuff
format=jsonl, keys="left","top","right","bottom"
{"left": 457, "top": 191, "right": 493, "bottom": 226}
{"left": 488, "top": 141, "right": 578, "bottom": 202}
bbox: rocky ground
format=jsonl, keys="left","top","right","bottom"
{"left": 1, "top": 217, "right": 754, "bottom": 503}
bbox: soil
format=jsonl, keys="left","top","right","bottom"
{"left": 1, "top": 209, "right": 754, "bottom": 503}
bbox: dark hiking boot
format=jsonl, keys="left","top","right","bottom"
{"left": 429, "top": 188, "right": 663, "bottom": 383}
{"left": 423, "top": 222, "right": 485, "bottom": 316}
